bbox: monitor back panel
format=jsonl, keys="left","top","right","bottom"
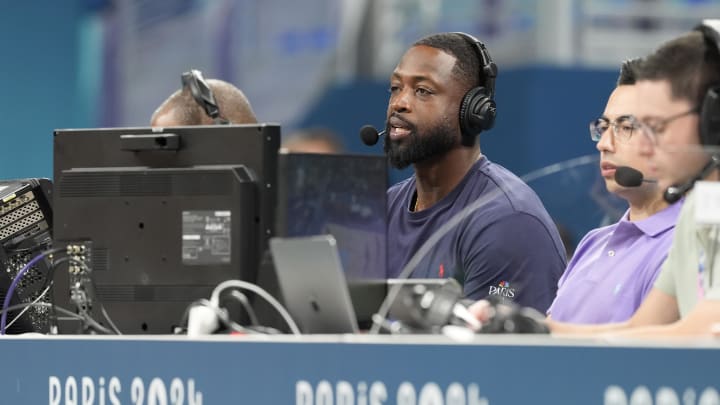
{"left": 53, "top": 124, "right": 280, "bottom": 256}
{"left": 53, "top": 166, "right": 259, "bottom": 334}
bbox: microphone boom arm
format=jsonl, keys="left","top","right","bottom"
{"left": 664, "top": 154, "right": 720, "bottom": 204}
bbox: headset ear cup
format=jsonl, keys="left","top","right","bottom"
{"left": 701, "top": 86, "right": 720, "bottom": 146}
{"left": 477, "top": 96, "right": 497, "bottom": 131}
{"left": 459, "top": 87, "right": 497, "bottom": 137}
{"left": 459, "top": 89, "right": 474, "bottom": 136}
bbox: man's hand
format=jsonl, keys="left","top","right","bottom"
{"left": 467, "top": 299, "right": 492, "bottom": 323}
{"left": 712, "top": 323, "right": 720, "bottom": 337}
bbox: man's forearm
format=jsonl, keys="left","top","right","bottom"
{"left": 547, "top": 317, "right": 629, "bottom": 336}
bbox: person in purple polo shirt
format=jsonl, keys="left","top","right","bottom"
{"left": 384, "top": 32, "right": 566, "bottom": 312}
{"left": 472, "top": 23, "right": 720, "bottom": 337}
{"left": 547, "top": 59, "right": 683, "bottom": 324}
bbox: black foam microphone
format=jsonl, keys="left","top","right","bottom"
{"left": 664, "top": 155, "right": 720, "bottom": 204}
{"left": 389, "top": 279, "right": 481, "bottom": 332}
{"left": 360, "top": 125, "right": 385, "bottom": 146}
{"left": 614, "top": 166, "right": 658, "bottom": 187}
{"left": 478, "top": 296, "right": 549, "bottom": 334}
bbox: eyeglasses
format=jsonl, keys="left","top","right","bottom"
{"left": 635, "top": 107, "right": 699, "bottom": 145}
{"left": 590, "top": 107, "right": 700, "bottom": 145}
{"left": 589, "top": 115, "right": 644, "bottom": 143}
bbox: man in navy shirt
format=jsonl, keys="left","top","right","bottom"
{"left": 385, "top": 32, "right": 566, "bottom": 312}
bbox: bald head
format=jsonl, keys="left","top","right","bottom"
{"left": 151, "top": 79, "right": 257, "bottom": 126}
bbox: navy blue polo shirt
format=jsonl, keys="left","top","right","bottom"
{"left": 386, "top": 157, "right": 567, "bottom": 312}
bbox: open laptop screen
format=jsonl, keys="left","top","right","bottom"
{"left": 269, "top": 235, "right": 358, "bottom": 334}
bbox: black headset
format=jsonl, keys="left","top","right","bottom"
{"left": 181, "top": 69, "right": 229, "bottom": 124}
{"left": 453, "top": 32, "right": 498, "bottom": 140}
{"left": 696, "top": 20, "right": 720, "bottom": 146}
{"left": 663, "top": 20, "right": 720, "bottom": 204}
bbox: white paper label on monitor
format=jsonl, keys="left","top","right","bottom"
{"left": 182, "top": 210, "right": 231, "bottom": 265}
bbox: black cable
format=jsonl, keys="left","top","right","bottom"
{"left": 4, "top": 243, "right": 48, "bottom": 255}
{"left": 42, "top": 252, "right": 68, "bottom": 332}
{"left": 0, "top": 302, "right": 84, "bottom": 322}
{"left": 99, "top": 305, "right": 122, "bottom": 335}
{"left": 45, "top": 254, "right": 96, "bottom": 289}
{"left": 77, "top": 308, "right": 115, "bottom": 335}
{"left": 36, "top": 252, "right": 76, "bottom": 331}
{"left": 48, "top": 256, "right": 121, "bottom": 335}
{"left": 42, "top": 255, "right": 70, "bottom": 332}
{"left": 86, "top": 277, "right": 122, "bottom": 335}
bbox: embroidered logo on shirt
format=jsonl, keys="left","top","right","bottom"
{"left": 488, "top": 281, "right": 516, "bottom": 298}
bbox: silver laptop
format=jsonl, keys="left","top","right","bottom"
{"left": 269, "top": 235, "right": 359, "bottom": 334}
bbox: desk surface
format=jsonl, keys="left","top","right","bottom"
{"left": 3, "top": 334, "right": 719, "bottom": 404}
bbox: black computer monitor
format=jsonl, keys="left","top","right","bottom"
{"left": 275, "top": 152, "right": 387, "bottom": 280}
{"left": 52, "top": 124, "right": 280, "bottom": 334}
{"left": 268, "top": 152, "right": 387, "bottom": 330}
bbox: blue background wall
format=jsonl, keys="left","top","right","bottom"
{"left": 299, "top": 68, "right": 618, "bottom": 176}
{"left": 0, "top": 0, "right": 89, "bottom": 179}
{"left": 0, "top": 2, "right": 620, "bottom": 240}
{"left": 0, "top": 10, "right": 619, "bottom": 183}
{"left": 297, "top": 68, "right": 620, "bottom": 238}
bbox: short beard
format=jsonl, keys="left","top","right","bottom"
{"left": 383, "top": 116, "right": 458, "bottom": 169}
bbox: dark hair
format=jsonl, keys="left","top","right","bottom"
{"left": 637, "top": 31, "right": 720, "bottom": 106}
{"left": 616, "top": 57, "right": 643, "bottom": 86}
{"left": 413, "top": 32, "right": 481, "bottom": 92}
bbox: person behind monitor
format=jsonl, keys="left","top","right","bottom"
{"left": 151, "top": 69, "right": 257, "bottom": 126}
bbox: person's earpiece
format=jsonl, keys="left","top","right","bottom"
{"left": 181, "top": 69, "right": 229, "bottom": 125}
